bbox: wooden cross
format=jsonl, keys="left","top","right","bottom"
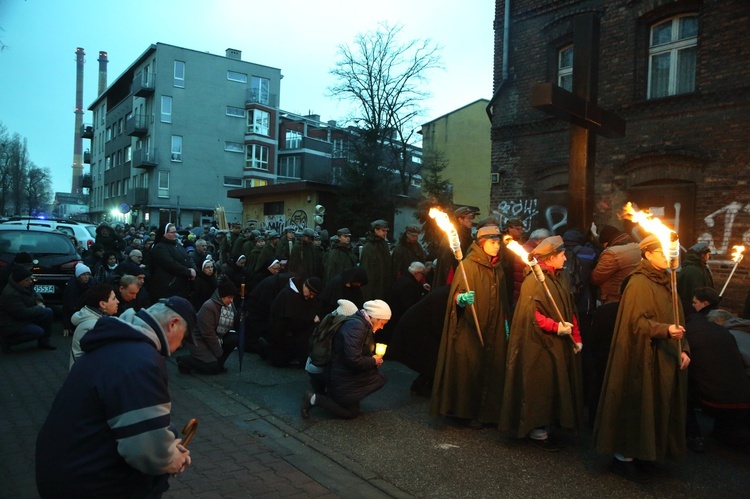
{"left": 531, "top": 13, "right": 626, "bottom": 231}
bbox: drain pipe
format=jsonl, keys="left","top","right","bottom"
{"left": 486, "top": 0, "right": 511, "bottom": 122}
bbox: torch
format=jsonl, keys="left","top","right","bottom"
{"left": 181, "top": 418, "right": 198, "bottom": 447}
{"left": 719, "top": 245, "right": 745, "bottom": 297}
{"left": 504, "top": 237, "right": 577, "bottom": 349}
{"left": 429, "top": 208, "right": 484, "bottom": 347}
{"left": 622, "top": 202, "right": 683, "bottom": 355}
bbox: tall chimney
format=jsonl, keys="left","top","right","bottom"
{"left": 97, "top": 51, "right": 108, "bottom": 95}
{"left": 72, "top": 47, "right": 85, "bottom": 194}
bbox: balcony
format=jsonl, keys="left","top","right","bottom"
{"left": 81, "top": 124, "right": 94, "bottom": 139}
{"left": 132, "top": 72, "right": 155, "bottom": 97}
{"left": 126, "top": 187, "right": 149, "bottom": 205}
{"left": 245, "top": 89, "right": 278, "bottom": 108}
{"left": 80, "top": 173, "right": 93, "bottom": 189}
{"left": 83, "top": 151, "right": 91, "bottom": 164}
{"left": 125, "top": 114, "right": 148, "bottom": 137}
{"left": 132, "top": 148, "right": 158, "bottom": 169}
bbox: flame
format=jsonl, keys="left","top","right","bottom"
{"left": 429, "top": 208, "right": 462, "bottom": 257}
{"left": 622, "top": 202, "right": 679, "bottom": 261}
{"left": 504, "top": 235, "right": 535, "bottom": 265}
{"left": 731, "top": 245, "right": 745, "bottom": 263}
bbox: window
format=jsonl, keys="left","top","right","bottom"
{"left": 125, "top": 145, "right": 132, "bottom": 163}
{"left": 158, "top": 171, "right": 170, "bottom": 198}
{"left": 248, "top": 109, "right": 270, "bottom": 135}
{"left": 227, "top": 71, "right": 247, "bottom": 83}
{"left": 117, "top": 119, "right": 123, "bottom": 135}
{"left": 285, "top": 130, "right": 302, "bottom": 149}
{"left": 225, "top": 141, "right": 244, "bottom": 153}
{"left": 264, "top": 201, "right": 284, "bottom": 215}
{"left": 558, "top": 45, "right": 573, "bottom": 92}
{"left": 278, "top": 156, "right": 300, "bottom": 178}
{"left": 171, "top": 135, "right": 183, "bottom": 162}
{"left": 174, "top": 61, "right": 185, "bottom": 87}
{"left": 648, "top": 14, "right": 698, "bottom": 99}
{"left": 226, "top": 106, "right": 246, "bottom": 118}
{"left": 249, "top": 76, "right": 270, "bottom": 105}
{"left": 245, "top": 178, "right": 268, "bottom": 188}
{"left": 105, "top": 156, "right": 111, "bottom": 170}
{"left": 106, "top": 126, "right": 112, "bottom": 141}
{"left": 223, "top": 176, "right": 243, "bottom": 187}
{"left": 245, "top": 144, "right": 269, "bottom": 170}
{"left": 123, "top": 178, "right": 128, "bottom": 195}
{"left": 116, "top": 180, "right": 121, "bottom": 196}
{"left": 410, "top": 177, "right": 423, "bottom": 188}
{"left": 161, "top": 96, "right": 173, "bottom": 123}
{"left": 332, "top": 138, "right": 344, "bottom": 158}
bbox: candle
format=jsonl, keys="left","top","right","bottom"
{"left": 375, "top": 343, "right": 387, "bottom": 357}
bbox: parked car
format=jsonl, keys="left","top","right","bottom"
{"left": 0, "top": 217, "right": 97, "bottom": 253}
{"left": 0, "top": 225, "right": 81, "bottom": 305}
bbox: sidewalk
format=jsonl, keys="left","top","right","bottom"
{"left": 0, "top": 321, "right": 405, "bottom": 499}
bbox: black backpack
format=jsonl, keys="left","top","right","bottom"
{"left": 308, "top": 313, "right": 355, "bottom": 368}
{"left": 563, "top": 245, "right": 583, "bottom": 298}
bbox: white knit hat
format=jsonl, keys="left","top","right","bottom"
{"left": 363, "top": 299, "right": 392, "bottom": 320}
{"left": 335, "top": 299, "right": 358, "bottom": 316}
{"left": 75, "top": 262, "right": 92, "bottom": 278}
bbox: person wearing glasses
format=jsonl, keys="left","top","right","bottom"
{"left": 149, "top": 222, "right": 197, "bottom": 301}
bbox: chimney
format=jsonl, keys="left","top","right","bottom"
{"left": 226, "top": 48, "right": 241, "bottom": 60}
{"left": 97, "top": 51, "right": 108, "bottom": 95}
{"left": 71, "top": 47, "right": 85, "bottom": 194}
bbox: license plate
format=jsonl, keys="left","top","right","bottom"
{"left": 35, "top": 285, "right": 55, "bottom": 294}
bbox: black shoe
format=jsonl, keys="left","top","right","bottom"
{"left": 301, "top": 391, "right": 314, "bottom": 419}
{"left": 528, "top": 437, "right": 561, "bottom": 452}
{"left": 38, "top": 342, "right": 57, "bottom": 351}
{"left": 687, "top": 436, "right": 706, "bottom": 453}
{"left": 611, "top": 458, "right": 649, "bottom": 483}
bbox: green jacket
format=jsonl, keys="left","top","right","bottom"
{"left": 677, "top": 252, "right": 714, "bottom": 303}
{"left": 429, "top": 241, "right": 510, "bottom": 424}
{"left": 500, "top": 264, "right": 583, "bottom": 437}
{"left": 360, "top": 232, "right": 391, "bottom": 301}
{"left": 593, "top": 259, "right": 689, "bottom": 461}
{"left": 325, "top": 243, "right": 358, "bottom": 284}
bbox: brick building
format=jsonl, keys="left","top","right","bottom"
{"left": 488, "top": 0, "right": 750, "bottom": 311}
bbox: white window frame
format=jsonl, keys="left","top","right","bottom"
{"left": 249, "top": 76, "right": 270, "bottom": 105}
{"left": 226, "top": 106, "right": 246, "bottom": 118}
{"left": 223, "top": 176, "right": 243, "bottom": 187}
{"left": 161, "top": 96, "right": 173, "bottom": 123}
{"left": 285, "top": 130, "right": 302, "bottom": 149}
{"left": 158, "top": 171, "right": 170, "bottom": 198}
{"left": 224, "top": 141, "right": 244, "bottom": 153}
{"left": 647, "top": 14, "right": 698, "bottom": 99}
{"left": 278, "top": 156, "right": 300, "bottom": 178}
{"left": 227, "top": 71, "right": 247, "bottom": 83}
{"left": 171, "top": 135, "right": 183, "bottom": 162}
{"left": 174, "top": 60, "right": 185, "bottom": 88}
{"left": 245, "top": 144, "right": 269, "bottom": 170}
{"left": 558, "top": 45, "right": 573, "bottom": 92}
{"left": 248, "top": 109, "right": 270, "bottom": 136}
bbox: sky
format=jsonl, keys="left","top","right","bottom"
{"left": 0, "top": 0, "right": 495, "bottom": 195}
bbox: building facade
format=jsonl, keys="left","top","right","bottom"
{"left": 421, "top": 99, "right": 492, "bottom": 214}
{"left": 85, "top": 43, "right": 282, "bottom": 228}
{"left": 489, "top": 0, "right": 750, "bottom": 311}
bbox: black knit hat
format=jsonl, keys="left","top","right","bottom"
{"left": 12, "top": 265, "right": 33, "bottom": 283}
{"left": 598, "top": 225, "right": 622, "bottom": 247}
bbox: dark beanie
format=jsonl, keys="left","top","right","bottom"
{"left": 598, "top": 225, "right": 622, "bottom": 247}
{"left": 12, "top": 265, "right": 32, "bottom": 283}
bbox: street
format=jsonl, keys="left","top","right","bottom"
{"left": 2, "top": 319, "right": 749, "bottom": 498}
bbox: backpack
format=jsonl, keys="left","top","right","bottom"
{"left": 563, "top": 245, "right": 584, "bottom": 298}
{"left": 308, "top": 313, "right": 355, "bottom": 368}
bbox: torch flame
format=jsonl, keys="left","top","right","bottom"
{"left": 731, "top": 245, "right": 745, "bottom": 263}
{"left": 622, "top": 202, "right": 679, "bottom": 262}
{"left": 504, "top": 236, "right": 535, "bottom": 265}
{"left": 429, "top": 208, "right": 462, "bottom": 258}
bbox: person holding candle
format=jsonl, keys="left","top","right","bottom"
{"left": 593, "top": 234, "right": 691, "bottom": 483}
{"left": 500, "top": 235, "right": 584, "bottom": 451}
{"left": 301, "top": 299, "right": 391, "bottom": 419}
{"left": 429, "top": 225, "right": 510, "bottom": 429}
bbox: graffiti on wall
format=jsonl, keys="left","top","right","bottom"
{"left": 286, "top": 210, "right": 309, "bottom": 232}
{"left": 493, "top": 199, "right": 539, "bottom": 231}
{"left": 699, "top": 201, "right": 750, "bottom": 261}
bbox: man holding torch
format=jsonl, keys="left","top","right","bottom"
{"left": 593, "top": 234, "right": 691, "bottom": 483}
{"left": 500, "top": 235, "right": 584, "bottom": 451}
{"left": 429, "top": 224, "right": 510, "bottom": 429}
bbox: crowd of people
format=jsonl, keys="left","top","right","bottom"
{"left": 1, "top": 209, "right": 749, "bottom": 495}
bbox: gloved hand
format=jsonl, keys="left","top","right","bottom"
{"left": 457, "top": 291, "right": 475, "bottom": 307}
{"left": 574, "top": 342, "right": 583, "bottom": 354}
{"left": 556, "top": 321, "right": 573, "bottom": 336}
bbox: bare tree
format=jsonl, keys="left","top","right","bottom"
{"left": 26, "top": 165, "right": 52, "bottom": 216}
{"left": 0, "top": 123, "right": 53, "bottom": 216}
{"left": 330, "top": 22, "right": 442, "bottom": 196}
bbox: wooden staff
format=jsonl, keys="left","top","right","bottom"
{"left": 181, "top": 418, "right": 198, "bottom": 447}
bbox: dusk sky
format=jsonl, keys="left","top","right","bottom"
{"left": 0, "top": 0, "right": 495, "bottom": 195}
